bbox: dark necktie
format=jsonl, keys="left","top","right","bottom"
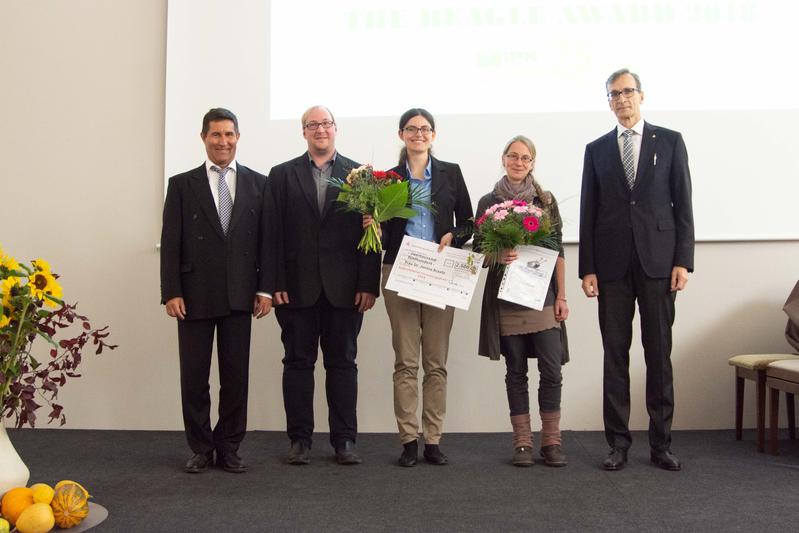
{"left": 622, "top": 129, "right": 636, "bottom": 189}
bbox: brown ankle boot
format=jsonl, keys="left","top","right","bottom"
{"left": 540, "top": 444, "right": 568, "bottom": 467}
{"left": 510, "top": 413, "right": 533, "bottom": 466}
{"left": 540, "top": 410, "right": 567, "bottom": 467}
{"left": 513, "top": 445, "right": 534, "bottom": 466}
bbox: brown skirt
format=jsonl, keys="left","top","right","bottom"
{"left": 499, "top": 302, "right": 559, "bottom": 336}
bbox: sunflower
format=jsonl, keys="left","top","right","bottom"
{"left": 1, "top": 255, "right": 20, "bottom": 271}
{"left": 0, "top": 248, "right": 20, "bottom": 274}
{"left": 27, "top": 269, "right": 63, "bottom": 307}
{"left": 31, "top": 258, "right": 52, "bottom": 273}
{"left": 1, "top": 277, "right": 18, "bottom": 300}
{"left": 0, "top": 279, "right": 15, "bottom": 328}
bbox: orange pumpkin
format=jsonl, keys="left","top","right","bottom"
{"left": 50, "top": 484, "right": 89, "bottom": 529}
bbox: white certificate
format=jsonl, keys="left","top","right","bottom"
{"left": 385, "top": 236, "right": 485, "bottom": 310}
{"left": 497, "top": 245, "right": 559, "bottom": 311}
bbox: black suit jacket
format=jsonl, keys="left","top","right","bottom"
{"left": 381, "top": 158, "right": 474, "bottom": 264}
{"left": 267, "top": 152, "right": 381, "bottom": 309}
{"left": 578, "top": 122, "right": 695, "bottom": 281}
{"left": 160, "top": 163, "right": 274, "bottom": 319}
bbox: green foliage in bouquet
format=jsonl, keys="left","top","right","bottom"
{"left": 329, "top": 165, "right": 433, "bottom": 253}
{"left": 475, "top": 199, "right": 557, "bottom": 267}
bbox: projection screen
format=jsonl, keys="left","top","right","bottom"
{"left": 165, "top": 0, "right": 799, "bottom": 242}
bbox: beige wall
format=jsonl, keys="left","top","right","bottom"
{"left": 3, "top": 1, "right": 797, "bottom": 433}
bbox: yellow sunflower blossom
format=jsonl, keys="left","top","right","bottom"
{"left": 27, "top": 269, "right": 63, "bottom": 307}
{"left": 1, "top": 275, "right": 20, "bottom": 290}
{"left": 1, "top": 255, "right": 20, "bottom": 274}
{"left": 0, "top": 246, "right": 20, "bottom": 274}
{"left": 31, "top": 258, "right": 52, "bottom": 273}
{"left": 1, "top": 277, "right": 18, "bottom": 303}
{"left": 0, "top": 279, "right": 14, "bottom": 328}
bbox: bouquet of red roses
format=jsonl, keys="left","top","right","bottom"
{"left": 475, "top": 199, "right": 555, "bottom": 267}
{"left": 329, "top": 165, "right": 432, "bottom": 253}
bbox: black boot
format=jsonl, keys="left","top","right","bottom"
{"left": 398, "top": 440, "right": 418, "bottom": 467}
{"left": 423, "top": 444, "right": 449, "bottom": 465}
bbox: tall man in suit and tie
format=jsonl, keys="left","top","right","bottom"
{"left": 161, "top": 108, "right": 274, "bottom": 474}
{"left": 268, "top": 105, "right": 381, "bottom": 465}
{"left": 579, "top": 69, "right": 695, "bottom": 471}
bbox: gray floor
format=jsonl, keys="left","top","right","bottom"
{"left": 8, "top": 429, "right": 799, "bottom": 532}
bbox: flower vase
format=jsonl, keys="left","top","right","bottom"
{"left": 0, "top": 424, "right": 30, "bottom": 495}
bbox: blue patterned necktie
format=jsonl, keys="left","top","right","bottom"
{"left": 212, "top": 166, "right": 233, "bottom": 234}
{"left": 622, "top": 129, "right": 636, "bottom": 189}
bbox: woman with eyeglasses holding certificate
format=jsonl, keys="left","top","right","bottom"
{"left": 371, "top": 108, "right": 474, "bottom": 467}
{"left": 475, "top": 135, "right": 570, "bottom": 467}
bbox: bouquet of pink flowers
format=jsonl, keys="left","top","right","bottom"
{"left": 329, "top": 165, "right": 432, "bottom": 254}
{"left": 475, "top": 199, "right": 555, "bottom": 267}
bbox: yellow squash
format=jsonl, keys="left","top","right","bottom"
{"left": 30, "top": 484, "right": 54, "bottom": 505}
{"left": 53, "top": 480, "right": 90, "bottom": 499}
{"left": 14, "top": 503, "right": 54, "bottom": 533}
{"left": 50, "top": 484, "right": 89, "bottom": 529}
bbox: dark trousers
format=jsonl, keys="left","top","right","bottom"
{"left": 276, "top": 292, "right": 363, "bottom": 448}
{"left": 177, "top": 311, "right": 252, "bottom": 455}
{"left": 500, "top": 328, "right": 563, "bottom": 415}
{"left": 598, "top": 253, "right": 676, "bottom": 452}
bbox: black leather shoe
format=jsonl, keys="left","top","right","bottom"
{"left": 335, "top": 440, "right": 362, "bottom": 465}
{"left": 217, "top": 451, "right": 247, "bottom": 473}
{"left": 287, "top": 441, "right": 310, "bottom": 465}
{"left": 650, "top": 449, "right": 682, "bottom": 471}
{"left": 423, "top": 444, "right": 448, "bottom": 465}
{"left": 184, "top": 451, "right": 213, "bottom": 473}
{"left": 602, "top": 447, "right": 627, "bottom": 471}
{"left": 540, "top": 445, "right": 568, "bottom": 467}
{"left": 398, "top": 440, "right": 418, "bottom": 467}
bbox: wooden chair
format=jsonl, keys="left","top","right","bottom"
{"left": 728, "top": 354, "right": 799, "bottom": 452}
{"left": 766, "top": 359, "right": 799, "bottom": 455}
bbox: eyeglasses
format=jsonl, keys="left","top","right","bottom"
{"left": 607, "top": 88, "right": 640, "bottom": 101}
{"left": 304, "top": 120, "right": 335, "bottom": 130}
{"left": 504, "top": 153, "right": 534, "bottom": 164}
{"left": 403, "top": 126, "right": 434, "bottom": 136}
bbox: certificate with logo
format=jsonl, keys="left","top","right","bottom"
{"left": 385, "top": 236, "right": 485, "bottom": 310}
{"left": 497, "top": 245, "right": 558, "bottom": 310}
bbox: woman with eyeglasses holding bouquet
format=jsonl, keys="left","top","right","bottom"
{"left": 368, "top": 108, "right": 473, "bottom": 467}
{"left": 474, "top": 135, "right": 570, "bottom": 467}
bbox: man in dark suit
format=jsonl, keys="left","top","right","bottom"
{"left": 579, "top": 69, "right": 695, "bottom": 471}
{"left": 160, "top": 108, "right": 274, "bottom": 474}
{"left": 268, "top": 105, "right": 380, "bottom": 465}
